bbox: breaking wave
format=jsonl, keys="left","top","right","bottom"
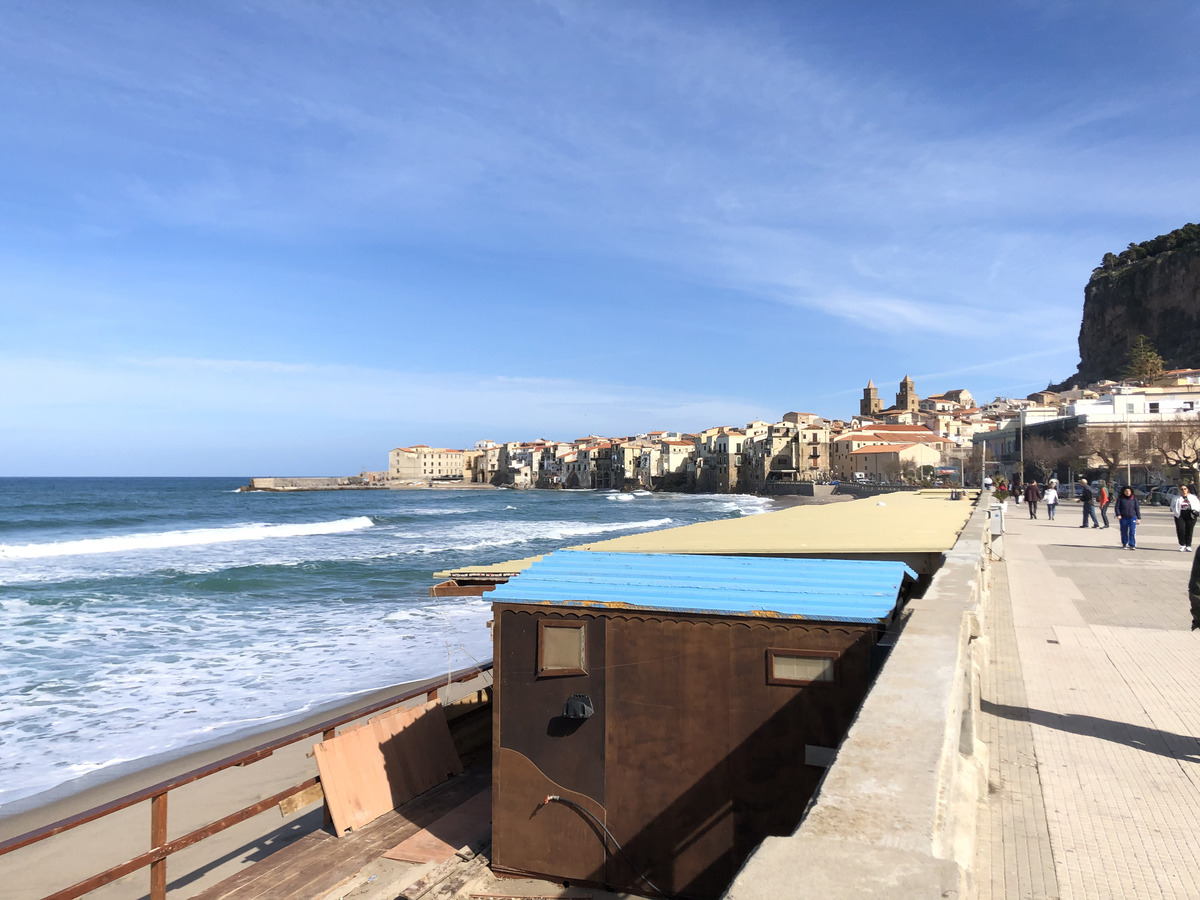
{"left": 0, "top": 517, "right": 375, "bottom": 560}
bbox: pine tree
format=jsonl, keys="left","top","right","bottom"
{"left": 1122, "top": 335, "right": 1165, "bottom": 384}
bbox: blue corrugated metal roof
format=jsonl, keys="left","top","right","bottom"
{"left": 487, "top": 550, "right": 915, "bottom": 623}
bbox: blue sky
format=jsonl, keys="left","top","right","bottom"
{"left": 2, "top": 1, "right": 1198, "bottom": 475}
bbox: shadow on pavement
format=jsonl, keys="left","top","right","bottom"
{"left": 981, "top": 700, "right": 1200, "bottom": 762}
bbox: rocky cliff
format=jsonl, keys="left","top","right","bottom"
{"left": 1057, "top": 225, "right": 1200, "bottom": 388}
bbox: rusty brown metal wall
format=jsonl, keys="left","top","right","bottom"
{"left": 492, "top": 605, "right": 608, "bottom": 885}
{"left": 492, "top": 604, "right": 876, "bottom": 900}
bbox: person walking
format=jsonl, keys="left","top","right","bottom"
{"left": 1024, "top": 480, "right": 1042, "bottom": 519}
{"left": 1116, "top": 485, "right": 1142, "bottom": 549}
{"left": 1098, "top": 482, "right": 1111, "bottom": 528}
{"left": 1044, "top": 483, "right": 1059, "bottom": 520}
{"left": 1171, "top": 484, "right": 1197, "bottom": 551}
{"left": 1079, "top": 479, "right": 1100, "bottom": 528}
{"left": 1188, "top": 540, "right": 1200, "bottom": 630}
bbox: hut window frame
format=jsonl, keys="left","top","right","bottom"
{"left": 537, "top": 620, "right": 588, "bottom": 677}
{"left": 766, "top": 648, "right": 838, "bottom": 686}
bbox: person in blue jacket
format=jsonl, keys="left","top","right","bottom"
{"left": 1115, "top": 485, "right": 1142, "bottom": 550}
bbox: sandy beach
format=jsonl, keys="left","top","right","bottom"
{"left": 0, "top": 671, "right": 492, "bottom": 900}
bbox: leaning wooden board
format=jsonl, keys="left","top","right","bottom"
{"left": 314, "top": 699, "right": 464, "bottom": 835}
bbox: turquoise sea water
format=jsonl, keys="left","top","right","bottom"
{"left": 0, "top": 478, "right": 771, "bottom": 809}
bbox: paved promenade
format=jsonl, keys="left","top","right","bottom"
{"left": 977, "top": 503, "right": 1200, "bottom": 899}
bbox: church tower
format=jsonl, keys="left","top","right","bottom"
{"left": 860, "top": 380, "right": 882, "bottom": 417}
{"left": 896, "top": 375, "right": 919, "bottom": 412}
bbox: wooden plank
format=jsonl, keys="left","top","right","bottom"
{"left": 398, "top": 849, "right": 488, "bottom": 900}
{"left": 383, "top": 789, "right": 490, "bottom": 863}
{"left": 380, "top": 701, "right": 464, "bottom": 802}
{"left": 313, "top": 721, "right": 380, "bottom": 835}
{"left": 192, "top": 765, "right": 489, "bottom": 900}
{"left": 374, "top": 707, "right": 423, "bottom": 806}
{"left": 315, "top": 701, "right": 463, "bottom": 836}
{"left": 279, "top": 782, "right": 324, "bottom": 817}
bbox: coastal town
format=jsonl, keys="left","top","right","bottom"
{"left": 349, "top": 368, "right": 1200, "bottom": 495}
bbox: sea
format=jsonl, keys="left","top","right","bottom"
{"left": 0, "top": 477, "right": 772, "bottom": 812}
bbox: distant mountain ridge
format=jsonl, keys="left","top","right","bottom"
{"left": 1053, "top": 223, "right": 1200, "bottom": 389}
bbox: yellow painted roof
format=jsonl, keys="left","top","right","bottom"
{"left": 433, "top": 555, "right": 545, "bottom": 579}
{"left": 569, "top": 491, "right": 974, "bottom": 556}
{"left": 434, "top": 492, "right": 976, "bottom": 577}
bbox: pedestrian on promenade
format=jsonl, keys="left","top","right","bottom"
{"left": 1188, "top": 543, "right": 1200, "bottom": 630}
{"left": 1079, "top": 479, "right": 1100, "bottom": 528}
{"left": 1013, "top": 477, "right": 1022, "bottom": 506}
{"left": 1044, "top": 483, "right": 1059, "bottom": 520}
{"left": 1171, "top": 484, "right": 1197, "bottom": 551}
{"left": 1098, "top": 482, "right": 1111, "bottom": 528}
{"left": 1116, "top": 485, "right": 1141, "bottom": 549}
{"left": 1024, "top": 480, "right": 1042, "bottom": 519}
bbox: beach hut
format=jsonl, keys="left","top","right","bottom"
{"left": 487, "top": 550, "right": 915, "bottom": 900}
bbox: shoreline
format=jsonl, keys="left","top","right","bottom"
{"left": 2, "top": 489, "right": 836, "bottom": 899}
{"left": 1, "top": 671, "right": 491, "bottom": 900}
{"left": 0, "top": 671, "right": 479, "bottom": 830}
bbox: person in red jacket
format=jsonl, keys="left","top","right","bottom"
{"left": 1098, "top": 483, "right": 1110, "bottom": 528}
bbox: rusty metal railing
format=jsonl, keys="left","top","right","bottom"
{"left": 0, "top": 662, "right": 493, "bottom": 900}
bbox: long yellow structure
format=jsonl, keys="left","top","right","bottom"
{"left": 434, "top": 491, "right": 977, "bottom": 581}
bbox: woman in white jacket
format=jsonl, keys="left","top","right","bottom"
{"left": 1043, "top": 484, "right": 1059, "bottom": 520}
{"left": 1171, "top": 485, "right": 1197, "bottom": 551}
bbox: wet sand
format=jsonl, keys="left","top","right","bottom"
{"left": 1, "top": 671, "right": 492, "bottom": 900}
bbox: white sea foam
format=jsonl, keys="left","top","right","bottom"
{"left": 0, "top": 517, "right": 375, "bottom": 560}
{"left": 0, "top": 484, "right": 759, "bottom": 808}
{"left": 64, "top": 757, "right": 138, "bottom": 776}
{"left": 392, "top": 517, "right": 674, "bottom": 553}
{"left": 607, "top": 494, "right": 635, "bottom": 501}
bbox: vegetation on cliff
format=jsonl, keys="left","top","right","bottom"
{"left": 1091, "top": 222, "right": 1200, "bottom": 279}
{"left": 1046, "top": 221, "right": 1200, "bottom": 390}
{"left": 1122, "top": 335, "right": 1165, "bottom": 384}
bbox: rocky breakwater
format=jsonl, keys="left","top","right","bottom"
{"left": 241, "top": 476, "right": 382, "bottom": 491}
{"left": 1061, "top": 224, "right": 1200, "bottom": 387}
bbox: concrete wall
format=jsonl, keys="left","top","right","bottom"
{"left": 248, "top": 476, "right": 368, "bottom": 491}
{"left": 726, "top": 499, "right": 993, "bottom": 899}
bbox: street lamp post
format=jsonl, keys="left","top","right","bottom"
{"left": 1019, "top": 407, "right": 1025, "bottom": 484}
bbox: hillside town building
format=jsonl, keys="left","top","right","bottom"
{"left": 389, "top": 376, "right": 1000, "bottom": 492}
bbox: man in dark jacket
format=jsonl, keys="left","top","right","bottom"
{"left": 1188, "top": 545, "right": 1200, "bottom": 630}
{"left": 1079, "top": 480, "right": 1099, "bottom": 528}
{"left": 1024, "top": 480, "right": 1042, "bottom": 519}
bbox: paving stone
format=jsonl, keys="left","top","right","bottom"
{"left": 977, "top": 506, "right": 1200, "bottom": 900}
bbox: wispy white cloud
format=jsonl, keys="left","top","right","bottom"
{"left": 0, "top": 2, "right": 1197, "bottom": 475}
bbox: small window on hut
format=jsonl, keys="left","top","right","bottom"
{"left": 767, "top": 649, "right": 837, "bottom": 685}
{"left": 538, "top": 620, "right": 587, "bottom": 677}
